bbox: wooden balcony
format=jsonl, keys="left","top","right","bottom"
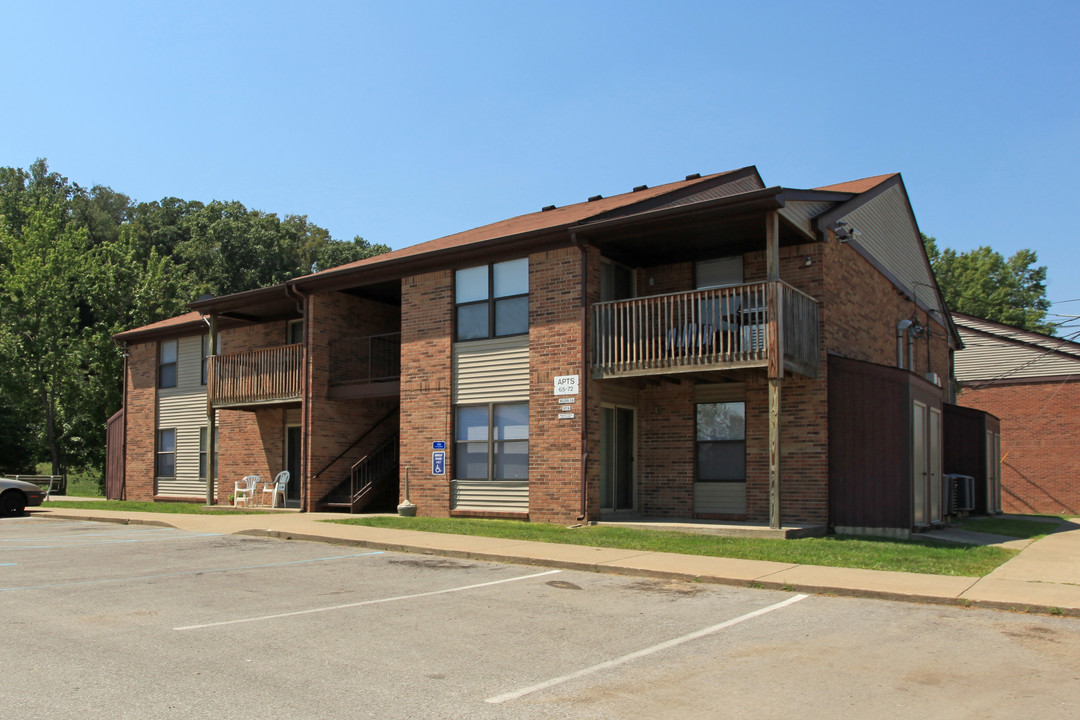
{"left": 209, "top": 344, "right": 302, "bottom": 408}
{"left": 591, "top": 281, "right": 819, "bottom": 380}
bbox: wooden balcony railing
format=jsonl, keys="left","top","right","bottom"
{"left": 209, "top": 343, "right": 302, "bottom": 407}
{"left": 329, "top": 333, "right": 401, "bottom": 386}
{"left": 591, "top": 281, "right": 819, "bottom": 380}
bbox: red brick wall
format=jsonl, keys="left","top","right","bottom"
{"left": 122, "top": 341, "right": 157, "bottom": 501}
{"left": 958, "top": 381, "right": 1080, "bottom": 515}
{"left": 528, "top": 247, "right": 585, "bottom": 523}
{"left": 821, "top": 237, "right": 950, "bottom": 381}
{"left": 637, "top": 381, "right": 694, "bottom": 516}
{"left": 215, "top": 407, "right": 283, "bottom": 501}
{"left": 399, "top": 270, "right": 454, "bottom": 514}
{"left": 305, "top": 291, "right": 400, "bottom": 507}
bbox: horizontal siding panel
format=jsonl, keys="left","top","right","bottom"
{"left": 694, "top": 482, "right": 746, "bottom": 514}
{"left": 156, "top": 476, "right": 205, "bottom": 498}
{"left": 452, "top": 480, "right": 528, "bottom": 511}
{"left": 840, "top": 184, "right": 945, "bottom": 319}
{"left": 778, "top": 201, "right": 833, "bottom": 237}
{"left": 285, "top": 408, "right": 302, "bottom": 425}
{"left": 955, "top": 327, "right": 1080, "bottom": 381}
{"left": 694, "top": 383, "right": 746, "bottom": 403}
{"left": 155, "top": 424, "right": 206, "bottom": 497}
{"left": 598, "top": 382, "right": 637, "bottom": 407}
{"left": 453, "top": 336, "right": 529, "bottom": 404}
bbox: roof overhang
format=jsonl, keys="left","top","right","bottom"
{"left": 188, "top": 284, "right": 303, "bottom": 323}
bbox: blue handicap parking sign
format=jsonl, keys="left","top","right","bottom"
{"left": 432, "top": 451, "right": 446, "bottom": 475}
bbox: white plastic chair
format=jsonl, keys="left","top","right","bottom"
{"left": 234, "top": 475, "right": 259, "bottom": 507}
{"left": 262, "top": 470, "right": 290, "bottom": 508}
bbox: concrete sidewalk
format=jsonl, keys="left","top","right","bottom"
{"left": 25, "top": 502, "right": 1080, "bottom": 617}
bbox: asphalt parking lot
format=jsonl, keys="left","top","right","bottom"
{"left": 3, "top": 517, "right": 1079, "bottom": 719}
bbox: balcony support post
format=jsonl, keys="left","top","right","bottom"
{"left": 765, "top": 211, "right": 783, "bottom": 529}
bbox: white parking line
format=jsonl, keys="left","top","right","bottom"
{"left": 175, "top": 568, "right": 563, "bottom": 631}
{"left": 0, "top": 532, "right": 223, "bottom": 550}
{"left": 485, "top": 593, "right": 810, "bottom": 704}
{"left": 0, "top": 551, "right": 385, "bottom": 593}
{"left": 0, "top": 527, "right": 180, "bottom": 542}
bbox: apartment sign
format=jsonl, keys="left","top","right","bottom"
{"left": 554, "top": 375, "right": 579, "bottom": 396}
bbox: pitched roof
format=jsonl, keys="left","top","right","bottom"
{"left": 953, "top": 312, "right": 1080, "bottom": 383}
{"left": 814, "top": 173, "right": 898, "bottom": 195}
{"left": 293, "top": 169, "right": 749, "bottom": 287}
{"left": 114, "top": 311, "right": 205, "bottom": 342}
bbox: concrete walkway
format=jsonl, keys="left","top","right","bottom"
{"left": 25, "top": 501, "right": 1080, "bottom": 617}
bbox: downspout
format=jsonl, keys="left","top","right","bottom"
{"left": 286, "top": 283, "right": 309, "bottom": 512}
{"left": 112, "top": 338, "right": 129, "bottom": 501}
{"left": 573, "top": 232, "right": 590, "bottom": 522}
{"left": 896, "top": 320, "right": 913, "bottom": 370}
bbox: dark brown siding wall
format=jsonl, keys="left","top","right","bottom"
{"left": 105, "top": 409, "right": 125, "bottom": 499}
{"left": 943, "top": 403, "right": 1001, "bottom": 514}
{"left": 828, "top": 355, "right": 912, "bottom": 531}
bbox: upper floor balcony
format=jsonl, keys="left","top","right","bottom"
{"left": 327, "top": 332, "right": 401, "bottom": 399}
{"left": 209, "top": 344, "right": 302, "bottom": 408}
{"left": 591, "top": 280, "right": 819, "bottom": 380}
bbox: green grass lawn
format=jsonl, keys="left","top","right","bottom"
{"left": 43, "top": 500, "right": 271, "bottom": 515}
{"left": 327, "top": 516, "right": 1016, "bottom": 577}
{"left": 955, "top": 516, "right": 1066, "bottom": 540}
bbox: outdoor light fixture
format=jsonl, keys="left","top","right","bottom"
{"left": 832, "top": 220, "right": 860, "bottom": 243}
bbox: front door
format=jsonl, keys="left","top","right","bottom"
{"left": 601, "top": 406, "right": 635, "bottom": 512}
{"left": 286, "top": 425, "right": 302, "bottom": 506}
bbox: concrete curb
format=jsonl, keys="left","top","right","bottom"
{"left": 34, "top": 512, "right": 1080, "bottom": 618}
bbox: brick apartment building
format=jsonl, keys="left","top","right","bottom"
{"left": 109, "top": 166, "right": 987, "bottom": 536}
{"left": 953, "top": 312, "right": 1080, "bottom": 515}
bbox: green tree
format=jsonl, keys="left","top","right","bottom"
{"left": 923, "top": 234, "right": 1052, "bottom": 334}
{"left": 0, "top": 200, "right": 93, "bottom": 474}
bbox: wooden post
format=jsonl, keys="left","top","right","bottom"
{"left": 765, "top": 211, "right": 783, "bottom": 529}
{"left": 205, "top": 314, "right": 217, "bottom": 507}
{"left": 769, "top": 377, "right": 782, "bottom": 529}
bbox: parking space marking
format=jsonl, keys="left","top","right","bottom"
{"left": 0, "top": 532, "right": 223, "bottom": 550}
{"left": 485, "top": 593, "right": 809, "bottom": 705}
{"left": 0, "top": 527, "right": 183, "bottom": 542}
{"left": 175, "top": 568, "right": 563, "bottom": 631}
{"left": 0, "top": 550, "right": 385, "bottom": 593}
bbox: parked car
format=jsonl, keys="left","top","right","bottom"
{"left": 0, "top": 477, "right": 47, "bottom": 516}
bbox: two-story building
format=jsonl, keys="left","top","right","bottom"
{"left": 110, "top": 165, "right": 977, "bottom": 536}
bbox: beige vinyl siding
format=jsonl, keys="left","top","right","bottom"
{"left": 452, "top": 335, "right": 530, "bottom": 511}
{"left": 157, "top": 335, "right": 208, "bottom": 497}
{"left": 451, "top": 480, "right": 529, "bottom": 512}
{"left": 452, "top": 335, "right": 529, "bottom": 403}
{"left": 694, "top": 482, "right": 746, "bottom": 514}
{"left": 779, "top": 201, "right": 834, "bottom": 238}
{"left": 955, "top": 326, "right": 1080, "bottom": 382}
{"left": 284, "top": 408, "right": 302, "bottom": 425}
{"left": 598, "top": 382, "right": 637, "bottom": 407}
{"left": 838, "top": 183, "right": 945, "bottom": 319}
{"left": 694, "top": 383, "right": 745, "bottom": 403}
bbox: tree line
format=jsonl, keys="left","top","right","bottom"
{"left": 0, "top": 159, "right": 389, "bottom": 480}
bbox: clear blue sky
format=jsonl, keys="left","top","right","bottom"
{"left": 4, "top": 1, "right": 1078, "bottom": 320}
